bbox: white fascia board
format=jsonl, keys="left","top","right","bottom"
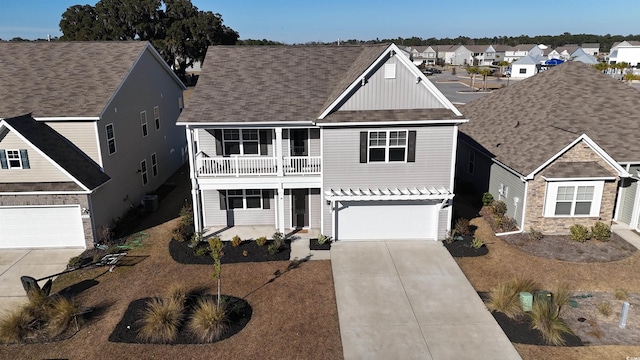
{"left": 34, "top": 117, "right": 100, "bottom": 121}
{"left": 176, "top": 121, "right": 314, "bottom": 127}
{"left": 0, "top": 122, "right": 92, "bottom": 192}
{"left": 325, "top": 194, "right": 454, "bottom": 201}
{"left": 525, "top": 134, "right": 630, "bottom": 179}
{"left": 542, "top": 176, "right": 616, "bottom": 182}
{"left": 315, "top": 119, "right": 468, "bottom": 127}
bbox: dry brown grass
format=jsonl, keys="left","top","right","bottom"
{"left": 457, "top": 217, "right": 640, "bottom": 359}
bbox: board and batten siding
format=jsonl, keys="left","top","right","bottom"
{"left": 46, "top": 121, "right": 101, "bottom": 164}
{"left": 202, "top": 190, "right": 275, "bottom": 227}
{"left": 617, "top": 178, "right": 637, "bottom": 225}
{"left": 322, "top": 125, "right": 455, "bottom": 234}
{"left": 0, "top": 129, "right": 72, "bottom": 183}
{"left": 339, "top": 56, "right": 446, "bottom": 111}
{"left": 488, "top": 163, "right": 526, "bottom": 227}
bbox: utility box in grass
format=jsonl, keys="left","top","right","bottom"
{"left": 535, "top": 291, "right": 552, "bottom": 304}
{"left": 520, "top": 292, "right": 533, "bottom": 312}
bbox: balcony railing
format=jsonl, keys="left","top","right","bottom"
{"left": 196, "top": 156, "right": 321, "bottom": 177}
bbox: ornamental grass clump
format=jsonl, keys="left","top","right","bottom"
{"left": 487, "top": 276, "right": 539, "bottom": 319}
{"left": 137, "top": 297, "right": 184, "bottom": 343}
{"left": 46, "top": 296, "right": 79, "bottom": 338}
{"left": 187, "top": 297, "right": 229, "bottom": 343}
{"left": 0, "top": 308, "right": 33, "bottom": 343}
{"left": 530, "top": 299, "right": 573, "bottom": 346}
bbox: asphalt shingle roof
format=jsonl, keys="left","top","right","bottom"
{"left": 544, "top": 161, "right": 614, "bottom": 178}
{"left": 460, "top": 61, "right": 640, "bottom": 176}
{"left": 3, "top": 114, "right": 110, "bottom": 190}
{"left": 0, "top": 41, "right": 148, "bottom": 118}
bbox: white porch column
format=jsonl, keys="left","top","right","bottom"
{"left": 275, "top": 128, "right": 284, "bottom": 176}
{"left": 185, "top": 126, "right": 202, "bottom": 233}
{"left": 277, "top": 183, "right": 285, "bottom": 233}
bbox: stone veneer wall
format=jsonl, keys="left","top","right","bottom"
{"left": 0, "top": 194, "right": 94, "bottom": 248}
{"left": 524, "top": 141, "right": 618, "bottom": 235}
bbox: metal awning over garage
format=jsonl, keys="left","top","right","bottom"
{"left": 324, "top": 187, "right": 453, "bottom": 201}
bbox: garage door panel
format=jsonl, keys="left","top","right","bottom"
{"left": 0, "top": 206, "right": 85, "bottom": 248}
{"left": 337, "top": 200, "right": 437, "bottom": 240}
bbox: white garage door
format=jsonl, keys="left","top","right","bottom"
{"left": 336, "top": 200, "right": 438, "bottom": 240}
{"left": 0, "top": 206, "right": 86, "bottom": 249}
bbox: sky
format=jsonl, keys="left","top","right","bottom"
{"left": 0, "top": 0, "right": 638, "bottom": 44}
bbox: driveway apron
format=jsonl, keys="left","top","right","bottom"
{"left": 331, "top": 241, "right": 521, "bottom": 360}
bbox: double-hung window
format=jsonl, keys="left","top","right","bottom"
{"left": 223, "top": 129, "right": 259, "bottom": 155}
{"left": 0, "top": 149, "right": 30, "bottom": 169}
{"left": 368, "top": 130, "right": 408, "bottom": 162}
{"left": 106, "top": 124, "right": 116, "bottom": 155}
{"left": 544, "top": 181, "right": 603, "bottom": 217}
{"left": 140, "top": 111, "right": 148, "bottom": 137}
{"left": 154, "top": 106, "right": 160, "bottom": 130}
{"left": 226, "top": 189, "right": 262, "bottom": 209}
{"left": 140, "top": 159, "right": 148, "bottom": 186}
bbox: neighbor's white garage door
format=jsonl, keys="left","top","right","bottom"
{"left": 0, "top": 206, "right": 85, "bottom": 249}
{"left": 336, "top": 200, "right": 438, "bottom": 240}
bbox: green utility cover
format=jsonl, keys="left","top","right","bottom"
{"left": 520, "top": 292, "right": 533, "bottom": 312}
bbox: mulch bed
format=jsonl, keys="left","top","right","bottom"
{"left": 309, "top": 239, "right": 331, "bottom": 251}
{"left": 109, "top": 294, "right": 251, "bottom": 344}
{"left": 444, "top": 235, "right": 489, "bottom": 257}
{"left": 169, "top": 239, "right": 291, "bottom": 264}
{"left": 491, "top": 311, "right": 584, "bottom": 346}
{"left": 501, "top": 232, "right": 637, "bottom": 263}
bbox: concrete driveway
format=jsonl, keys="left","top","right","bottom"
{"left": 0, "top": 248, "right": 83, "bottom": 313}
{"left": 331, "top": 241, "right": 520, "bottom": 360}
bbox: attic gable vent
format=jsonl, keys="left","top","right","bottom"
{"left": 384, "top": 64, "right": 396, "bottom": 79}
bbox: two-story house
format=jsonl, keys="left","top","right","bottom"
{"left": 0, "top": 42, "right": 187, "bottom": 249}
{"left": 178, "top": 44, "right": 467, "bottom": 241}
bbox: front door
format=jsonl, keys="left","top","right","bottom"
{"left": 292, "top": 189, "right": 309, "bottom": 229}
{"left": 290, "top": 129, "right": 308, "bottom": 156}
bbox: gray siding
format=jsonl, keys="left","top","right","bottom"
{"left": 322, "top": 125, "right": 455, "bottom": 233}
{"left": 310, "top": 188, "right": 321, "bottom": 228}
{"left": 340, "top": 56, "right": 446, "bottom": 111}
{"left": 618, "top": 177, "right": 637, "bottom": 225}
{"left": 0, "top": 129, "right": 71, "bottom": 183}
{"left": 46, "top": 121, "right": 100, "bottom": 164}
{"left": 284, "top": 189, "right": 291, "bottom": 229}
{"left": 488, "top": 163, "right": 526, "bottom": 227}
{"left": 202, "top": 189, "right": 275, "bottom": 227}
{"left": 309, "top": 128, "right": 320, "bottom": 157}
{"left": 455, "top": 140, "right": 491, "bottom": 194}
{"left": 437, "top": 207, "right": 450, "bottom": 240}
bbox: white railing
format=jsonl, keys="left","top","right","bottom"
{"left": 197, "top": 156, "right": 277, "bottom": 176}
{"left": 283, "top": 156, "right": 322, "bottom": 175}
{"left": 196, "top": 156, "right": 322, "bottom": 176}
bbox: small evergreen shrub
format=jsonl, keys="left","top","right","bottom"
{"left": 482, "top": 192, "right": 494, "bottom": 206}
{"left": 470, "top": 237, "right": 484, "bottom": 249}
{"left": 68, "top": 256, "right": 83, "bottom": 269}
{"left": 179, "top": 204, "right": 194, "bottom": 227}
{"left": 591, "top": 221, "right": 611, "bottom": 242}
{"left": 190, "top": 231, "right": 203, "bottom": 247}
{"left": 501, "top": 216, "right": 518, "bottom": 232}
{"left": 491, "top": 200, "right": 507, "bottom": 217}
{"left": 268, "top": 231, "right": 285, "bottom": 255}
{"left": 194, "top": 244, "right": 210, "bottom": 257}
{"left": 454, "top": 218, "right": 471, "bottom": 236}
{"left": 255, "top": 236, "right": 267, "bottom": 247}
{"left": 528, "top": 227, "right": 544, "bottom": 241}
{"left": 615, "top": 289, "right": 628, "bottom": 300}
{"left": 172, "top": 222, "right": 190, "bottom": 242}
{"left": 569, "top": 224, "right": 590, "bottom": 242}
{"left": 231, "top": 235, "right": 242, "bottom": 247}
{"left": 317, "top": 234, "right": 332, "bottom": 245}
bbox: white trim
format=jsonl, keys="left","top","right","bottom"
{"left": 450, "top": 125, "right": 459, "bottom": 194}
{"left": 543, "top": 176, "right": 616, "bottom": 181}
{"left": 34, "top": 117, "right": 100, "bottom": 121}
{"left": 151, "top": 152, "right": 158, "bottom": 178}
{"left": 177, "top": 121, "right": 314, "bottom": 126}
{"left": 367, "top": 129, "right": 409, "bottom": 163}
{"left": 320, "top": 127, "right": 325, "bottom": 235}
{"left": 105, "top": 123, "right": 116, "bottom": 156}
{"left": 526, "top": 134, "right": 630, "bottom": 179}
{"left": 543, "top": 181, "right": 604, "bottom": 217}
{"left": 154, "top": 106, "right": 160, "bottom": 130}
{"left": 316, "top": 119, "right": 468, "bottom": 127}
{"left": 140, "top": 159, "right": 148, "bottom": 186}
{"left": 186, "top": 127, "right": 201, "bottom": 233}
{"left": 520, "top": 180, "right": 529, "bottom": 230}
{"left": 92, "top": 121, "right": 104, "bottom": 170}
{"left": 140, "top": 111, "right": 148, "bottom": 138}
{"left": 325, "top": 187, "right": 453, "bottom": 201}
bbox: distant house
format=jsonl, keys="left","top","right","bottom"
{"left": 0, "top": 42, "right": 187, "bottom": 249}
{"left": 178, "top": 44, "right": 467, "bottom": 241}
{"left": 608, "top": 41, "right": 640, "bottom": 67}
{"left": 457, "top": 62, "right": 640, "bottom": 235}
{"left": 548, "top": 45, "right": 580, "bottom": 61}
{"left": 510, "top": 55, "right": 543, "bottom": 78}
{"left": 581, "top": 43, "right": 600, "bottom": 56}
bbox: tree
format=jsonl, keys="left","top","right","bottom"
{"left": 592, "top": 62, "right": 609, "bottom": 73}
{"left": 467, "top": 66, "right": 480, "bottom": 91}
{"left": 59, "top": 0, "right": 238, "bottom": 76}
{"left": 478, "top": 68, "right": 492, "bottom": 90}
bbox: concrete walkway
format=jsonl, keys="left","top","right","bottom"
{"left": 331, "top": 241, "right": 521, "bottom": 360}
{"left": 612, "top": 223, "right": 640, "bottom": 249}
{"left": 0, "top": 248, "right": 83, "bottom": 314}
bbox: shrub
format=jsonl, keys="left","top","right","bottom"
{"left": 454, "top": 218, "right": 471, "bottom": 236}
{"left": 187, "top": 297, "right": 229, "bottom": 343}
{"left": 491, "top": 200, "right": 507, "bottom": 216}
{"left": 569, "top": 224, "right": 590, "bottom": 242}
{"left": 255, "top": 236, "right": 268, "bottom": 247}
{"left": 551, "top": 283, "right": 572, "bottom": 313}
{"left": 482, "top": 192, "right": 494, "bottom": 206}
{"left": 96, "top": 225, "right": 114, "bottom": 245}
{"left": 194, "top": 244, "right": 210, "bottom": 257}
{"left": 486, "top": 276, "right": 539, "bottom": 319}
{"left": 172, "top": 222, "right": 190, "bottom": 242}
{"left": 528, "top": 227, "right": 544, "bottom": 241}
{"left": 615, "top": 289, "right": 628, "bottom": 300}
{"left": 0, "top": 308, "right": 33, "bottom": 343}
{"left": 591, "top": 221, "right": 611, "bottom": 242}
{"left": 137, "top": 297, "right": 184, "bottom": 343}
{"left": 269, "top": 231, "right": 285, "bottom": 254}
{"left": 272, "top": 231, "right": 284, "bottom": 241}
{"left": 470, "top": 237, "right": 484, "bottom": 249}
{"left": 596, "top": 302, "right": 613, "bottom": 317}
{"left": 317, "top": 234, "right": 333, "bottom": 245}
{"left": 529, "top": 299, "right": 572, "bottom": 346}
{"left": 231, "top": 235, "right": 242, "bottom": 247}
{"left": 46, "top": 296, "right": 79, "bottom": 338}
{"left": 166, "top": 283, "right": 188, "bottom": 304}
{"left": 267, "top": 243, "right": 280, "bottom": 255}
{"left": 190, "top": 231, "right": 203, "bottom": 247}
{"left": 501, "top": 217, "right": 518, "bottom": 232}
{"left": 494, "top": 216, "right": 504, "bottom": 230}
{"left": 179, "top": 204, "right": 194, "bottom": 227}
{"left": 68, "top": 256, "right": 83, "bottom": 269}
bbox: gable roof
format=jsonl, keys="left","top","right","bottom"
{"left": 0, "top": 41, "right": 182, "bottom": 118}
{"left": 1, "top": 114, "right": 110, "bottom": 191}
{"left": 179, "top": 44, "right": 463, "bottom": 124}
{"left": 460, "top": 61, "right": 640, "bottom": 176}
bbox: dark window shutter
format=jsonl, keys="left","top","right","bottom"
{"left": 0, "top": 150, "right": 7, "bottom": 169}
{"left": 262, "top": 190, "right": 271, "bottom": 209}
{"left": 309, "top": 128, "right": 320, "bottom": 139}
{"left": 259, "top": 130, "right": 270, "bottom": 155}
{"left": 407, "top": 131, "right": 417, "bottom": 162}
{"left": 20, "top": 149, "right": 30, "bottom": 169}
{"left": 359, "top": 132, "right": 368, "bottom": 163}
{"left": 219, "top": 190, "right": 227, "bottom": 210}
{"left": 214, "top": 129, "right": 223, "bottom": 155}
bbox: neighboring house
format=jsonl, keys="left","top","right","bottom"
{"left": 178, "top": 44, "right": 467, "bottom": 241}
{"left": 548, "top": 45, "right": 580, "bottom": 61}
{"left": 434, "top": 45, "right": 458, "bottom": 65}
{"left": 502, "top": 44, "right": 537, "bottom": 62}
{"left": 510, "top": 55, "right": 543, "bottom": 79}
{"left": 0, "top": 42, "right": 187, "bottom": 249}
{"left": 456, "top": 62, "right": 640, "bottom": 235}
{"left": 581, "top": 43, "right": 600, "bottom": 56}
{"left": 608, "top": 41, "right": 640, "bottom": 67}
{"left": 572, "top": 52, "right": 598, "bottom": 65}
{"left": 465, "top": 45, "right": 496, "bottom": 66}
{"left": 452, "top": 45, "right": 473, "bottom": 66}
{"left": 407, "top": 46, "right": 437, "bottom": 65}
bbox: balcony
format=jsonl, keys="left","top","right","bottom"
{"left": 197, "top": 156, "right": 321, "bottom": 177}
